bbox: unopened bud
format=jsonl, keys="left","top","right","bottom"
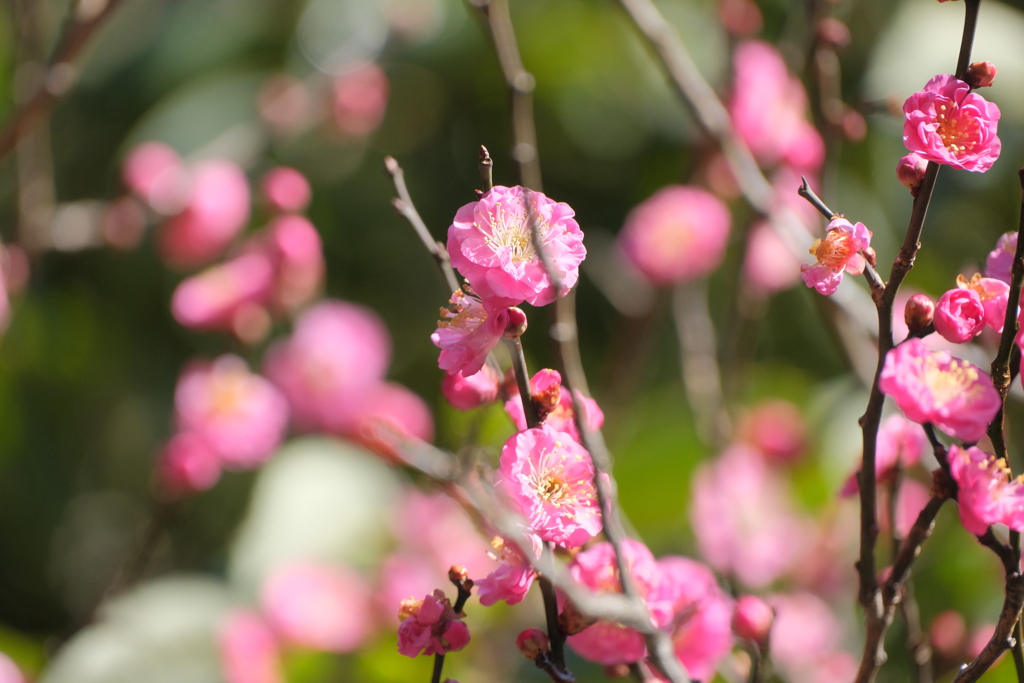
{"left": 896, "top": 153, "right": 928, "bottom": 196}
{"left": 862, "top": 246, "right": 877, "bottom": 269}
{"left": 558, "top": 599, "right": 598, "bottom": 635}
{"left": 904, "top": 293, "right": 935, "bottom": 334}
{"left": 817, "top": 18, "right": 851, "bottom": 48}
{"left": 504, "top": 306, "right": 528, "bottom": 339}
{"left": 516, "top": 628, "right": 550, "bottom": 661}
{"left": 448, "top": 565, "right": 473, "bottom": 591}
{"left": 966, "top": 61, "right": 997, "bottom": 88}
{"left": 733, "top": 595, "right": 775, "bottom": 646}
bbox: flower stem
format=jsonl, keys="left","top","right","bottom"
{"left": 431, "top": 654, "right": 445, "bottom": 683}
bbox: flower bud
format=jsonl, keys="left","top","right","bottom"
{"left": 966, "top": 61, "right": 997, "bottom": 88}
{"left": 862, "top": 245, "right": 877, "bottom": 269}
{"left": 904, "top": 294, "right": 935, "bottom": 334}
{"left": 516, "top": 628, "right": 549, "bottom": 661}
{"left": 732, "top": 595, "right": 775, "bottom": 646}
{"left": 503, "top": 306, "right": 528, "bottom": 339}
{"left": 896, "top": 154, "right": 928, "bottom": 196}
{"left": 448, "top": 565, "right": 474, "bottom": 594}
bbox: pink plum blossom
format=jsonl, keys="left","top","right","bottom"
{"left": 171, "top": 252, "right": 274, "bottom": 332}
{"left": 504, "top": 369, "right": 604, "bottom": 441}
{"left": 618, "top": 186, "right": 731, "bottom": 287}
{"left": 261, "top": 167, "right": 311, "bottom": 214}
{"left": 264, "top": 300, "right": 391, "bottom": 433}
{"left": 897, "top": 153, "right": 929, "bottom": 195}
{"left": 496, "top": 425, "right": 602, "bottom": 548}
{"left": 333, "top": 63, "right": 389, "bottom": 138}
{"left": 158, "top": 160, "right": 251, "bottom": 269}
{"left": 878, "top": 338, "right": 1000, "bottom": 442}
{"left": 742, "top": 220, "right": 801, "bottom": 294}
{"left": 447, "top": 186, "right": 586, "bottom": 308}
{"left": 260, "top": 214, "right": 326, "bottom": 313}
{"left": 432, "top": 287, "right": 508, "bottom": 377}
{"left": 219, "top": 610, "right": 284, "bottom": 683}
{"left": 397, "top": 590, "right": 471, "bottom": 658}
{"left": 986, "top": 232, "right": 1016, "bottom": 284}
{"left": 902, "top": 74, "right": 1001, "bottom": 172}
{"left": 733, "top": 595, "right": 774, "bottom": 645}
{"left": 933, "top": 287, "right": 985, "bottom": 343}
{"left": 476, "top": 535, "right": 538, "bottom": 606}
{"left": 801, "top": 218, "right": 872, "bottom": 296}
{"left": 122, "top": 142, "right": 188, "bottom": 213}
{"left": 441, "top": 366, "right": 502, "bottom": 410}
{"left": 737, "top": 399, "right": 806, "bottom": 464}
{"left": 346, "top": 381, "right": 435, "bottom": 459}
{"left": 930, "top": 611, "right": 967, "bottom": 658}
{"left": 157, "top": 431, "right": 221, "bottom": 498}
{"left": 957, "top": 273, "right": 1010, "bottom": 333}
{"left": 767, "top": 592, "right": 842, "bottom": 680}
{"left": 841, "top": 414, "right": 927, "bottom": 496}
{"left": 566, "top": 540, "right": 675, "bottom": 666}
{"left": 175, "top": 355, "right": 289, "bottom": 469}
{"left": 658, "top": 556, "right": 734, "bottom": 681}
{"left": 949, "top": 445, "right": 1024, "bottom": 536}
{"left": 893, "top": 478, "right": 932, "bottom": 539}
{"left": 691, "top": 445, "right": 813, "bottom": 587}
{"left": 262, "top": 562, "right": 372, "bottom": 652}
{"left": 378, "top": 554, "right": 448, "bottom": 627}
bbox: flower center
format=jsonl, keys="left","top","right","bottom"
{"left": 935, "top": 104, "right": 980, "bottom": 157}
{"left": 921, "top": 355, "right": 981, "bottom": 404}
{"left": 812, "top": 231, "right": 856, "bottom": 269}
{"left": 526, "top": 444, "right": 585, "bottom": 509}
{"left": 479, "top": 202, "right": 547, "bottom": 263}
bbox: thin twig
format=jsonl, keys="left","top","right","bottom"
{"left": 479, "top": 145, "right": 494, "bottom": 192}
{"left": 671, "top": 281, "right": 729, "bottom": 447}
{"left": 798, "top": 177, "right": 839, "bottom": 219}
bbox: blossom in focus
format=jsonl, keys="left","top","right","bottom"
{"left": 496, "top": 425, "right": 602, "bottom": 548}
{"left": 800, "top": 218, "right": 872, "bottom": 296}
{"left": 691, "top": 445, "right": 813, "bottom": 587}
{"left": 504, "top": 368, "right": 604, "bottom": 441}
{"left": 157, "top": 431, "right": 221, "bottom": 498}
{"left": 333, "top": 63, "right": 389, "bottom": 138}
{"left": 261, "top": 167, "right": 311, "bottom": 214}
{"left": 986, "top": 232, "right": 1016, "bottom": 284}
{"left": 219, "top": 610, "right": 284, "bottom": 683}
{"left": 742, "top": 220, "right": 801, "bottom": 294}
{"left": 618, "top": 186, "right": 731, "bottom": 287}
{"left": 737, "top": 399, "right": 806, "bottom": 464}
{"left": 447, "top": 186, "right": 586, "bottom": 308}
{"left": 878, "top": 338, "right": 1000, "bottom": 442}
{"left": 264, "top": 300, "right": 391, "bottom": 433}
{"left": 902, "top": 74, "right": 1001, "bottom": 172}
{"left": 432, "top": 288, "right": 508, "bottom": 377}
{"left": 658, "top": 556, "right": 734, "bottom": 681}
{"left": 397, "top": 590, "right": 470, "bottom": 658}
{"left": 949, "top": 445, "right": 1024, "bottom": 535}
{"left": 957, "top": 273, "right": 1010, "bottom": 333}
{"left": 896, "top": 153, "right": 928, "bottom": 195}
{"left": 841, "top": 414, "right": 927, "bottom": 496}
{"left": 476, "top": 536, "right": 538, "bottom": 607}
{"left": 566, "top": 539, "right": 675, "bottom": 666}
{"left": 171, "top": 253, "right": 274, "bottom": 332}
{"left": 262, "top": 562, "right": 372, "bottom": 652}
{"left": 158, "top": 160, "right": 252, "bottom": 269}
{"left": 441, "top": 366, "right": 502, "bottom": 410}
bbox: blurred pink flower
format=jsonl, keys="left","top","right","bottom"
{"left": 378, "top": 554, "right": 448, "bottom": 627}
{"left": 957, "top": 273, "right": 1010, "bottom": 333}
{"left": 742, "top": 220, "right": 801, "bottom": 294}
{"left": 504, "top": 368, "right": 604, "bottom": 441}
{"left": 158, "top": 160, "right": 251, "bottom": 269}
{"left": 397, "top": 590, "right": 470, "bottom": 658}
{"left": 346, "top": 381, "right": 435, "bottom": 459}
{"left": 496, "top": 425, "right": 602, "bottom": 548}
{"left": 171, "top": 252, "right": 274, "bottom": 332}
{"left": 841, "top": 414, "right": 927, "bottom": 496}
{"left": 262, "top": 562, "right": 372, "bottom": 652}
{"left": 893, "top": 478, "right": 931, "bottom": 539}
{"left": 767, "top": 592, "right": 841, "bottom": 675}
{"left": 447, "top": 186, "right": 586, "bottom": 308}
{"left": 737, "top": 399, "right": 806, "bottom": 464}
{"left": 659, "top": 556, "right": 734, "bottom": 681}
{"left": 691, "top": 445, "right": 813, "bottom": 588}
{"left": 432, "top": 287, "right": 508, "bottom": 377}
{"left": 333, "top": 63, "right": 389, "bottom": 138}
{"left": 0, "top": 653, "right": 24, "bottom": 683}
{"left": 986, "top": 232, "right": 1016, "bottom": 284}
{"left": 930, "top": 610, "right": 967, "bottom": 658}
{"left": 968, "top": 624, "right": 999, "bottom": 660}
{"left": 175, "top": 355, "right": 289, "bottom": 469}
{"left": 566, "top": 539, "right": 674, "bottom": 666}
{"left": 441, "top": 366, "right": 502, "bottom": 410}
{"left": 878, "top": 338, "right": 1000, "bottom": 442}
{"left": 264, "top": 300, "right": 391, "bottom": 433}
{"left": 933, "top": 287, "right": 985, "bottom": 343}
{"left": 260, "top": 214, "right": 326, "bottom": 313}
{"left": 476, "top": 536, "right": 538, "bottom": 606}
{"left": 732, "top": 595, "right": 774, "bottom": 645}
{"left": 896, "top": 153, "right": 929, "bottom": 195}
{"left": 800, "top": 217, "right": 871, "bottom": 296}
{"left": 618, "top": 186, "right": 731, "bottom": 287}
{"left": 903, "top": 74, "right": 1001, "bottom": 172}
{"left": 157, "top": 431, "right": 221, "bottom": 498}
{"left": 949, "top": 445, "right": 1024, "bottom": 535}
{"left": 261, "top": 167, "right": 311, "bottom": 214}
{"left": 219, "top": 610, "right": 283, "bottom": 683}
{"left": 122, "top": 142, "right": 187, "bottom": 213}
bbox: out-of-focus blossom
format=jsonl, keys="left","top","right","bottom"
{"left": 157, "top": 431, "right": 221, "bottom": 498}
{"left": 397, "top": 590, "right": 470, "bottom": 658}
{"left": 817, "top": 17, "right": 851, "bottom": 48}
{"left": 504, "top": 369, "right": 604, "bottom": 441}
{"left": 158, "top": 160, "right": 251, "bottom": 269}
{"left": 432, "top": 287, "right": 508, "bottom": 377}
{"left": 261, "top": 214, "right": 326, "bottom": 313}
{"left": 934, "top": 287, "right": 985, "bottom": 343}
{"left": 903, "top": 74, "right": 1001, "bottom": 172}
{"left": 742, "top": 220, "right": 801, "bottom": 294}
{"left": 878, "top": 338, "right": 1000, "bottom": 442}
{"left": 477, "top": 536, "right": 538, "bottom": 607}
{"left": 719, "top": 0, "right": 762, "bottom": 36}
{"left": 986, "top": 232, "right": 1016, "bottom": 284}
{"left": 966, "top": 61, "right": 998, "bottom": 89}
{"left": 265, "top": 301, "right": 391, "bottom": 433}
{"left": 733, "top": 595, "right": 774, "bottom": 646}
{"left": 101, "top": 196, "right": 148, "bottom": 250}
{"left": 496, "top": 425, "right": 602, "bottom": 548}
{"left": 333, "top": 63, "right": 389, "bottom": 138}
{"left": 968, "top": 624, "right": 998, "bottom": 660}
{"left": 566, "top": 540, "right": 674, "bottom": 666}
{"left": 896, "top": 153, "right": 929, "bottom": 196}
{"left": 345, "top": 381, "right": 435, "bottom": 458}
{"left": 737, "top": 399, "right": 806, "bottom": 464}
{"left": 261, "top": 167, "right": 311, "bottom": 214}
{"left": 930, "top": 611, "right": 967, "bottom": 658}
{"left": 691, "top": 445, "right": 813, "bottom": 587}
{"left": 262, "top": 562, "right": 372, "bottom": 652}
{"left": 618, "top": 186, "right": 731, "bottom": 287}
{"left": 258, "top": 75, "right": 314, "bottom": 135}
{"left": 171, "top": 253, "right": 274, "bottom": 332}
{"left": 441, "top": 366, "right": 502, "bottom": 410}
{"left": 904, "top": 293, "right": 935, "bottom": 334}
{"left": 447, "top": 186, "right": 586, "bottom": 308}
{"left": 0, "top": 653, "right": 24, "bottom": 683}
{"left": 800, "top": 218, "right": 871, "bottom": 296}
{"left": 841, "top": 414, "right": 927, "bottom": 496}
{"left": 175, "top": 355, "right": 289, "bottom": 469}
{"left": 659, "top": 556, "right": 734, "bottom": 681}
{"left": 378, "top": 554, "right": 447, "bottom": 627}
{"left": 892, "top": 478, "right": 932, "bottom": 539}
{"left": 949, "top": 444, "right": 1024, "bottom": 535}
{"left": 219, "top": 610, "right": 284, "bottom": 683}
{"left": 767, "top": 593, "right": 841, "bottom": 678}
{"left": 122, "top": 142, "right": 187, "bottom": 212}
{"left": 957, "top": 273, "right": 1010, "bottom": 332}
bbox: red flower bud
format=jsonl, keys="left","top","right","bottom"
{"left": 733, "top": 595, "right": 775, "bottom": 646}
{"left": 966, "top": 61, "right": 997, "bottom": 88}
{"left": 896, "top": 154, "right": 928, "bottom": 196}
{"left": 503, "top": 306, "right": 528, "bottom": 339}
{"left": 516, "top": 628, "right": 549, "bottom": 661}
{"left": 904, "top": 293, "right": 935, "bottom": 334}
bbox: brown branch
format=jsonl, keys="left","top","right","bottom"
{"left": 479, "top": 145, "right": 494, "bottom": 192}
{"left": 952, "top": 572, "right": 1024, "bottom": 683}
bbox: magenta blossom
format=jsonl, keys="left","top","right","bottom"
{"left": 432, "top": 287, "right": 508, "bottom": 377}
{"left": 737, "top": 399, "right": 806, "bottom": 464}
{"left": 476, "top": 535, "right": 539, "bottom": 606}
{"left": 261, "top": 214, "right": 326, "bottom": 313}
{"left": 447, "top": 185, "right": 586, "bottom": 308}
{"left": 219, "top": 610, "right": 283, "bottom": 683}
{"left": 841, "top": 414, "right": 927, "bottom": 496}
{"left": 957, "top": 273, "right": 1010, "bottom": 332}
{"left": 504, "top": 368, "right": 604, "bottom": 441}
{"left": 158, "top": 432, "right": 221, "bottom": 499}
{"left": 441, "top": 366, "right": 502, "bottom": 410}
{"left": 949, "top": 445, "right": 1024, "bottom": 536}
{"left": 767, "top": 592, "right": 843, "bottom": 681}
{"left": 171, "top": 252, "right": 274, "bottom": 333}
{"left": 618, "top": 186, "right": 731, "bottom": 287}
{"left": 878, "top": 338, "right": 1000, "bottom": 442}
{"left": 658, "top": 556, "right": 734, "bottom": 681}
{"left": 801, "top": 218, "right": 871, "bottom": 295}
{"left": 261, "top": 167, "right": 311, "bottom": 214}
{"left": 986, "top": 232, "right": 1016, "bottom": 284}
{"left": 397, "top": 590, "right": 470, "bottom": 658}
{"left": 903, "top": 74, "right": 1001, "bottom": 172}
{"left": 496, "top": 425, "right": 602, "bottom": 548}
{"left": 933, "top": 287, "right": 985, "bottom": 343}
{"left": 333, "top": 63, "right": 389, "bottom": 138}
